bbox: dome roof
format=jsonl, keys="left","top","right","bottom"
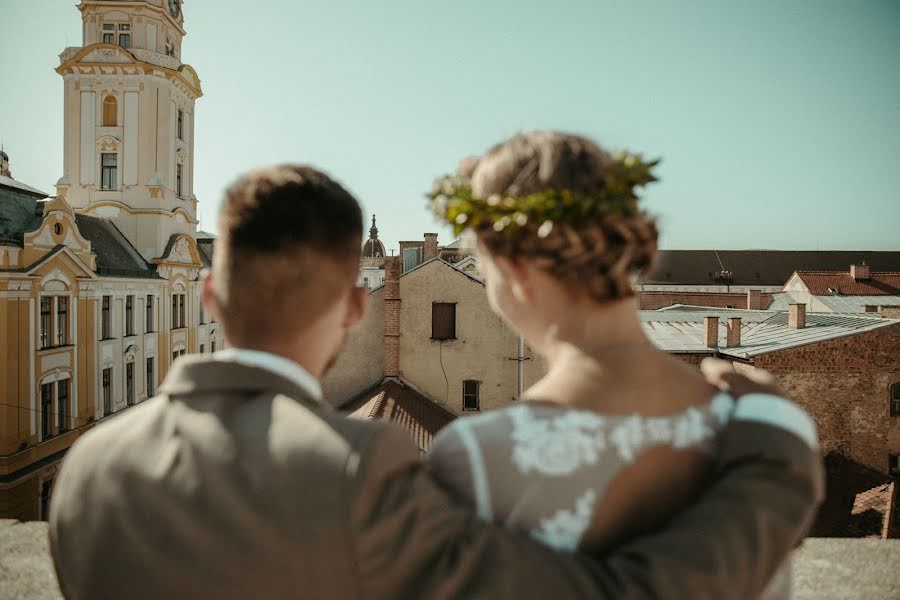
{"left": 362, "top": 214, "right": 386, "bottom": 258}
{"left": 363, "top": 238, "right": 386, "bottom": 258}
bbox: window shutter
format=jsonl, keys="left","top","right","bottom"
{"left": 432, "top": 303, "right": 456, "bottom": 340}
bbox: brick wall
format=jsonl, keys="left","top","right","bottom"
{"left": 670, "top": 324, "right": 900, "bottom": 475}
{"left": 384, "top": 257, "right": 401, "bottom": 377}
{"left": 638, "top": 291, "right": 773, "bottom": 310}
{"left": 751, "top": 324, "right": 900, "bottom": 474}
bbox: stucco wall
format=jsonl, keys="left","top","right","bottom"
{"left": 322, "top": 288, "right": 385, "bottom": 406}
{"left": 398, "top": 261, "right": 545, "bottom": 415}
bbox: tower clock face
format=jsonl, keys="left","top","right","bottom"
{"left": 168, "top": 0, "right": 181, "bottom": 18}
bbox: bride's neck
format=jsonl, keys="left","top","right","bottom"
{"left": 542, "top": 298, "right": 653, "bottom": 371}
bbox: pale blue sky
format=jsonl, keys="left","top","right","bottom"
{"left": 1, "top": 0, "right": 898, "bottom": 251}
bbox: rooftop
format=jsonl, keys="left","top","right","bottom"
{"left": 769, "top": 292, "right": 900, "bottom": 313}
{"left": 640, "top": 307, "right": 897, "bottom": 358}
{"left": 641, "top": 250, "right": 900, "bottom": 286}
{"left": 341, "top": 378, "right": 456, "bottom": 452}
{"left": 793, "top": 271, "right": 900, "bottom": 296}
{"left": 0, "top": 175, "right": 48, "bottom": 199}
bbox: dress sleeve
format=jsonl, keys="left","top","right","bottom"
{"left": 427, "top": 422, "right": 478, "bottom": 509}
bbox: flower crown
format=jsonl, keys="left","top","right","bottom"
{"left": 429, "top": 152, "right": 660, "bottom": 238}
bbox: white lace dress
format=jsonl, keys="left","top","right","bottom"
{"left": 428, "top": 393, "right": 791, "bottom": 599}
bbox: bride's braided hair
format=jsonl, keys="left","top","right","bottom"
{"left": 458, "top": 131, "right": 659, "bottom": 302}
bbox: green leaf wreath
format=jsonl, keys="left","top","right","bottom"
{"left": 428, "top": 152, "right": 660, "bottom": 238}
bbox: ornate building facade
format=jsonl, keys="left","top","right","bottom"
{"left": 0, "top": 0, "right": 217, "bottom": 521}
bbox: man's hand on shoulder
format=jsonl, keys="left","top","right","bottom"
{"left": 701, "top": 357, "right": 783, "bottom": 399}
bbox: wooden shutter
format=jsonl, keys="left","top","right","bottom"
{"left": 432, "top": 303, "right": 456, "bottom": 340}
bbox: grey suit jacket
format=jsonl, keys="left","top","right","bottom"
{"left": 49, "top": 355, "right": 824, "bottom": 599}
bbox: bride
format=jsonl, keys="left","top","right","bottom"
{"left": 426, "top": 131, "right": 788, "bottom": 597}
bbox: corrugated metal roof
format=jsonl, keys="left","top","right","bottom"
{"left": 768, "top": 293, "right": 900, "bottom": 313}
{"left": 639, "top": 309, "right": 896, "bottom": 358}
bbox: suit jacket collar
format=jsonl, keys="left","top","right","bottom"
{"left": 158, "top": 355, "right": 327, "bottom": 409}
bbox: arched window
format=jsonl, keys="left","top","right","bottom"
{"left": 102, "top": 95, "right": 117, "bottom": 127}
{"left": 891, "top": 383, "right": 900, "bottom": 417}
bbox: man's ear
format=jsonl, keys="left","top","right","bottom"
{"left": 200, "top": 269, "right": 221, "bottom": 321}
{"left": 494, "top": 255, "right": 534, "bottom": 305}
{"left": 343, "top": 285, "right": 369, "bottom": 329}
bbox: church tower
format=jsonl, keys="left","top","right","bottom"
{"left": 56, "top": 0, "right": 202, "bottom": 262}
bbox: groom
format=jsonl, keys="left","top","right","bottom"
{"left": 49, "top": 165, "right": 823, "bottom": 599}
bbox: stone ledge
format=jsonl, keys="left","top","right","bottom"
{"left": 0, "top": 520, "right": 897, "bottom": 599}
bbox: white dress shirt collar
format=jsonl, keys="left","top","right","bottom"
{"left": 215, "top": 348, "right": 323, "bottom": 402}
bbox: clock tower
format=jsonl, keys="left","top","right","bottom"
{"left": 56, "top": 0, "right": 203, "bottom": 262}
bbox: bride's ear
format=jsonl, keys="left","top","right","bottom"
{"left": 494, "top": 255, "right": 534, "bottom": 305}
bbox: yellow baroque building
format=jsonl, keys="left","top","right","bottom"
{"left": 0, "top": 0, "right": 217, "bottom": 520}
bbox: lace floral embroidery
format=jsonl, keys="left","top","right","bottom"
{"left": 510, "top": 405, "right": 606, "bottom": 476}
{"left": 531, "top": 489, "right": 599, "bottom": 552}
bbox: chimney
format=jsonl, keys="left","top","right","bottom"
{"left": 850, "top": 263, "right": 870, "bottom": 281}
{"left": 424, "top": 233, "right": 439, "bottom": 261}
{"left": 880, "top": 306, "right": 900, "bottom": 320}
{"left": 383, "top": 256, "right": 401, "bottom": 378}
{"left": 704, "top": 316, "right": 719, "bottom": 348}
{"left": 789, "top": 303, "right": 806, "bottom": 329}
{"left": 726, "top": 317, "right": 742, "bottom": 347}
{"left": 747, "top": 289, "right": 762, "bottom": 310}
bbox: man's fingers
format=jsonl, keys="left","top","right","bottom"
{"left": 701, "top": 358, "right": 782, "bottom": 397}
{"left": 700, "top": 358, "right": 735, "bottom": 390}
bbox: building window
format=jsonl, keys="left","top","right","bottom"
{"left": 177, "top": 110, "right": 184, "bottom": 140}
{"left": 102, "top": 23, "right": 115, "bottom": 44}
{"left": 146, "top": 357, "right": 155, "bottom": 397}
{"left": 40, "top": 383, "right": 53, "bottom": 439}
{"left": 210, "top": 341, "right": 216, "bottom": 353}
{"left": 463, "top": 380, "right": 480, "bottom": 411}
{"left": 199, "top": 303, "right": 206, "bottom": 325}
{"left": 56, "top": 296, "right": 68, "bottom": 346}
{"left": 432, "top": 303, "right": 457, "bottom": 341}
{"left": 40, "top": 479, "right": 54, "bottom": 521}
{"left": 57, "top": 379, "right": 69, "bottom": 433}
{"left": 40, "top": 296, "right": 52, "bottom": 349}
{"left": 170, "top": 294, "right": 186, "bottom": 329}
{"left": 101, "top": 153, "right": 117, "bottom": 190}
{"left": 102, "top": 95, "right": 117, "bottom": 127}
{"left": 199, "top": 344, "right": 205, "bottom": 354}
{"left": 126, "top": 362, "right": 135, "bottom": 406}
{"left": 102, "top": 368, "right": 112, "bottom": 416}
{"left": 146, "top": 295, "right": 154, "bottom": 333}
{"left": 172, "top": 349, "right": 186, "bottom": 363}
{"left": 890, "top": 454, "right": 900, "bottom": 478}
{"left": 125, "top": 295, "right": 134, "bottom": 336}
{"left": 118, "top": 23, "right": 131, "bottom": 48}
{"left": 891, "top": 383, "right": 900, "bottom": 417}
{"left": 101, "top": 295, "right": 111, "bottom": 339}
{"left": 176, "top": 163, "right": 183, "bottom": 196}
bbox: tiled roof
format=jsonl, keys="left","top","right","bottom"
{"left": 642, "top": 251, "right": 900, "bottom": 286}
{"left": 341, "top": 379, "right": 457, "bottom": 452}
{"left": 0, "top": 187, "right": 43, "bottom": 244}
{"left": 794, "top": 271, "right": 900, "bottom": 296}
{"left": 640, "top": 308, "right": 897, "bottom": 358}
{"left": 74, "top": 214, "right": 157, "bottom": 278}
{"left": 811, "top": 453, "right": 898, "bottom": 539}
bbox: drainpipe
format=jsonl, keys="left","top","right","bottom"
{"left": 517, "top": 336, "right": 525, "bottom": 400}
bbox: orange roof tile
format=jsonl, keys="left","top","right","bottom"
{"left": 795, "top": 271, "right": 900, "bottom": 296}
